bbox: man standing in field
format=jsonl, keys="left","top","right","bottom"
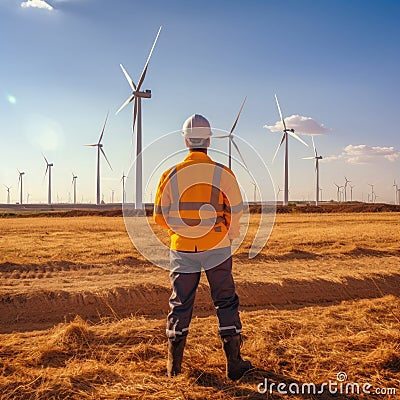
{"left": 154, "top": 114, "right": 253, "bottom": 380}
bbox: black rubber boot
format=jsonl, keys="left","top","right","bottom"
{"left": 167, "top": 336, "right": 187, "bottom": 377}
{"left": 222, "top": 334, "right": 253, "bottom": 380}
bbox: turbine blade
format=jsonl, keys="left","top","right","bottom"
{"left": 120, "top": 64, "right": 136, "bottom": 91}
{"left": 229, "top": 96, "right": 247, "bottom": 135}
{"left": 42, "top": 153, "right": 49, "bottom": 165}
{"left": 302, "top": 157, "right": 315, "bottom": 160}
{"left": 133, "top": 98, "right": 138, "bottom": 132}
{"left": 272, "top": 133, "right": 286, "bottom": 163}
{"left": 212, "top": 134, "right": 230, "bottom": 138}
{"left": 136, "top": 26, "right": 162, "bottom": 91}
{"left": 231, "top": 137, "right": 248, "bottom": 170}
{"left": 83, "top": 144, "right": 98, "bottom": 147}
{"left": 44, "top": 164, "right": 49, "bottom": 179}
{"left": 98, "top": 111, "right": 109, "bottom": 144}
{"left": 116, "top": 94, "right": 135, "bottom": 115}
{"left": 274, "top": 94, "right": 287, "bottom": 131}
{"left": 101, "top": 148, "right": 113, "bottom": 171}
{"left": 312, "top": 136, "right": 317, "bottom": 157}
{"left": 288, "top": 130, "right": 308, "bottom": 147}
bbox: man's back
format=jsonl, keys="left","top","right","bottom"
{"left": 154, "top": 151, "right": 243, "bottom": 252}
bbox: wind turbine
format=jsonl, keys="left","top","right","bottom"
{"left": 121, "top": 172, "right": 127, "bottom": 204}
{"left": 349, "top": 185, "right": 355, "bottom": 202}
{"left": 334, "top": 183, "right": 343, "bottom": 202}
{"left": 72, "top": 173, "right": 78, "bottom": 204}
{"left": 271, "top": 94, "right": 308, "bottom": 206}
{"left": 3, "top": 185, "right": 11, "bottom": 204}
{"left": 368, "top": 184, "right": 375, "bottom": 204}
{"left": 17, "top": 170, "right": 25, "bottom": 204}
{"left": 302, "top": 136, "right": 323, "bottom": 205}
{"left": 215, "top": 97, "right": 248, "bottom": 169}
{"left": 116, "top": 26, "right": 162, "bottom": 210}
{"left": 393, "top": 180, "right": 399, "bottom": 205}
{"left": 344, "top": 176, "right": 351, "bottom": 202}
{"left": 276, "top": 185, "right": 283, "bottom": 201}
{"left": 43, "top": 154, "right": 54, "bottom": 205}
{"left": 84, "top": 112, "right": 112, "bottom": 205}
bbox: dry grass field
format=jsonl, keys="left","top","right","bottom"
{"left": 0, "top": 212, "right": 399, "bottom": 399}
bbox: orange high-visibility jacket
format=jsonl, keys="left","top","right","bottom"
{"left": 154, "top": 151, "right": 243, "bottom": 252}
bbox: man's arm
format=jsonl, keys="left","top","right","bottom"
{"left": 153, "top": 169, "right": 172, "bottom": 231}
{"left": 222, "top": 168, "right": 243, "bottom": 240}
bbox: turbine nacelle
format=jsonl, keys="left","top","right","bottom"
{"left": 133, "top": 90, "right": 152, "bottom": 98}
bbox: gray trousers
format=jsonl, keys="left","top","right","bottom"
{"left": 166, "top": 247, "right": 242, "bottom": 340}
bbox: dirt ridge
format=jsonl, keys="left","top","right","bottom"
{"left": 1, "top": 273, "right": 399, "bottom": 334}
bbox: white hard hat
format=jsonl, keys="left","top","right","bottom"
{"left": 182, "top": 114, "right": 212, "bottom": 139}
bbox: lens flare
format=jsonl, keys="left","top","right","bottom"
{"left": 7, "top": 95, "right": 17, "bottom": 105}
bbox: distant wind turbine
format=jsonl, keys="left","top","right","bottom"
{"left": 250, "top": 181, "right": 257, "bottom": 203}
{"left": 393, "top": 180, "right": 399, "bottom": 205}
{"left": 277, "top": 185, "right": 283, "bottom": 201}
{"left": 302, "top": 136, "right": 323, "bottom": 205}
{"left": 344, "top": 176, "right": 351, "bottom": 202}
{"left": 271, "top": 94, "right": 308, "bottom": 206}
{"left": 214, "top": 97, "right": 248, "bottom": 170}
{"left": 116, "top": 26, "right": 162, "bottom": 210}
{"left": 84, "top": 112, "right": 112, "bottom": 205}
{"left": 17, "top": 170, "right": 25, "bottom": 204}
{"left": 334, "top": 183, "right": 343, "bottom": 203}
{"left": 3, "top": 185, "right": 11, "bottom": 204}
{"left": 349, "top": 184, "right": 355, "bottom": 202}
{"left": 121, "top": 172, "right": 127, "bottom": 204}
{"left": 368, "top": 184, "right": 375, "bottom": 204}
{"left": 43, "top": 154, "right": 54, "bottom": 205}
{"left": 72, "top": 173, "right": 78, "bottom": 204}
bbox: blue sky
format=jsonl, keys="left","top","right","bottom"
{"left": 0, "top": 0, "right": 399, "bottom": 204}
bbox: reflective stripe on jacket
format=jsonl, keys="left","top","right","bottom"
{"left": 154, "top": 151, "right": 243, "bottom": 252}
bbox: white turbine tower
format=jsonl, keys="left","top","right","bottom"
{"left": 4, "top": 185, "right": 11, "bottom": 204}
{"left": 121, "top": 172, "right": 127, "bottom": 204}
{"left": 344, "top": 176, "right": 351, "bottom": 202}
{"left": 368, "top": 184, "right": 375, "bottom": 204}
{"left": 84, "top": 112, "right": 112, "bottom": 205}
{"left": 250, "top": 181, "right": 257, "bottom": 203}
{"left": 271, "top": 94, "right": 308, "bottom": 206}
{"left": 72, "top": 173, "right": 78, "bottom": 204}
{"left": 276, "top": 185, "right": 283, "bottom": 202}
{"left": 43, "top": 154, "right": 54, "bottom": 205}
{"left": 116, "top": 27, "right": 162, "bottom": 210}
{"left": 393, "top": 180, "right": 399, "bottom": 205}
{"left": 302, "top": 136, "right": 323, "bottom": 205}
{"left": 334, "top": 183, "right": 343, "bottom": 203}
{"left": 350, "top": 184, "right": 355, "bottom": 202}
{"left": 18, "top": 170, "right": 25, "bottom": 205}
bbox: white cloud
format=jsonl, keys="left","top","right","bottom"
{"left": 323, "top": 144, "right": 400, "bottom": 164}
{"left": 21, "top": 0, "right": 53, "bottom": 10}
{"left": 264, "top": 115, "right": 330, "bottom": 135}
